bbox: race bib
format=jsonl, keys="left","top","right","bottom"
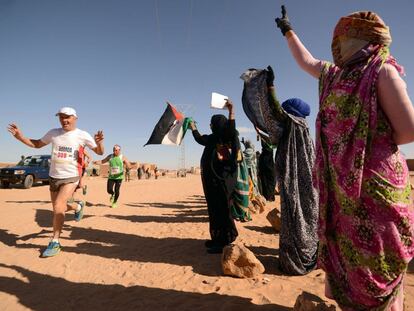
{"left": 111, "top": 167, "right": 121, "bottom": 175}
{"left": 53, "top": 145, "right": 75, "bottom": 163}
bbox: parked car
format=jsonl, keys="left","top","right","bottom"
{"left": 0, "top": 155, "right": 50, "bottom": 189}
{"left": 176, "top": 169, "right": 187, "bottom": 178}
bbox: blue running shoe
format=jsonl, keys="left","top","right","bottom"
{"left": 74, "top": 201, "right": 85, "bottom": 222}
{"left": 42, "top": 241, "right": 61, "bottom": 257}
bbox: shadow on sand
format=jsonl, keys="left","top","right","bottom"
{"left": 108, "top": 214, "right": 208, "bottom": 224}
{"left": 0, "top": 195, "right": 287, "bottom": 279}
{"left": 0, "top": 229, "right": 46, "bottom": 253}
{"left": 6, "top": 200, "right": 51, "bottom": 204}
{"left": 124, "top": 202, "right": 206, "bottom": 209}
{"left": 0, "top": 225, "right": 221, "bottom": 276}
{"left": 65, "top": 226, "right": 224, "bottom": 276}
{"left": 85, "top": 201, "right": 111, "bottom": 208}
{"left": 244, "top": 225, "right": 276, "bottom": 235}
{"left": 0, "top": 229, "right": 20, "bottom": 246}
{"left": 32, "top": 209, "right": 94, "bottom": 228}
{"left": 247, "top": 245, "right": 283, "bottom": 276}
{"left": 108, "top": 207, "right": 208, "bottom": 224}
{"left": 0, "top": 264, "right": 291, "bottom": 311}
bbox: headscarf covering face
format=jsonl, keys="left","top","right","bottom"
{"left": 281, "top": 98, "right": 310, "bottom": 118}
{"left": 210, "top": 114, "right": 228, "bottom": 137}
{"left": 332, "top": 11, "right": 392, "bottom": 67}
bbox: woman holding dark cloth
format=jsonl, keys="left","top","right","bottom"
{"left": 261, "top": 66, "right": 319, "bottom": 275}
{"left": 189, "top": 100, "right": 239, "bottom": 254}
{"left": 258, "top": 138, "right": 276, "bottom": 202}
{"left": 275, "top": 5, "right": 414, "bottom": 310}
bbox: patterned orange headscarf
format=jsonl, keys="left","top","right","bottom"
{"left": 332, "top": 11, "right": 392, "bottom": 67}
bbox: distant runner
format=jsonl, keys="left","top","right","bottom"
{"left": 94, "top": 145, "right": 131, "bottom": 208}
{"left": 78, "top": 148, "right": 91, "bottom": 195}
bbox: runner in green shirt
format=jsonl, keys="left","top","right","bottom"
{"left": 94, "top": 145, "right": 131, "bottom": 208}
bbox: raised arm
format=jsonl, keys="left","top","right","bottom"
{"left": 266, "top": 66, "right": 288, "bottom": 123}
{"left": 378, "top": 64, "right": 414, "bottom": 145}
{"left": 7, "top": 123, "right": 47, "bottom": 149}
{"left": 92, "top": 130, "right": 104, "bottom": 155}
{"left": 285, "top": 33, "right": 323, "bottom": 78}
{"left": 189, "top": 121, "right": 208, "bottom": 146}
{"left": 225, "top": 99, "right": 235, "bottom": 121}
{"left": 94, "top": 154, "right": 111, "bottom": 165}
{"left": 224, "top": 99, "right": 237, "bottom": 140}
{"left": 275, "top": 5, "right": 323, "bottom": 79}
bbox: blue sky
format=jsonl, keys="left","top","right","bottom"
{"left": 1, "top": 0, "right": 413, "bottom": 169}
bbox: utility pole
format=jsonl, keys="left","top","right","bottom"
{"left": 176, "top": 104, "right": 194, "bottom": 177}
{"left": 179, "top": 140, "right": 186, "bottom": 176}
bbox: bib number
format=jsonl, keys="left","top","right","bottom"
{"left": 111, "top": 167, "right": 121, "bottom": 175}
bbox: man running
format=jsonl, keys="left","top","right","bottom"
{"left": 78, "top": 148, "right": 91, "bottom": 195}
{"left": 94, "top": 145, "right": 131, "bottom": 208}
{"left": 7, "top": 107, "right": 104, "bottom": 257}
{"left": 68, "top": 148, "right": 91, "bottom": 203}
{"left": 124, "top": 166, "right": 131, "bottom": 182}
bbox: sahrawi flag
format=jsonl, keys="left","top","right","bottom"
{"left": 145, "top": 102, "right": 192, "bottom": 146}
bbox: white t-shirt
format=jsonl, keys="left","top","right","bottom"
{"left": 41, "top": 128, "right": 97, "bottom": 179}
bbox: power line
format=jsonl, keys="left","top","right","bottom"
{"left": 154, "top": 0, "right": 162, "bottom": 49}
{"left": 186, "top": 0, "right": 193, "bottom": 49}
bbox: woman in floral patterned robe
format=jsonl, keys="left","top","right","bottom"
{"left": 275, "top": 6, "right": 414, "bottom": 311}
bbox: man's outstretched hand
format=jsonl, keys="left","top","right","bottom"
{"left": 7, "top": 123, "right": 23, "bottom": 140}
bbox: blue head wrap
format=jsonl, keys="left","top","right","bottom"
{"left": 281, "top": 98, "right": 310, "bottom": 118}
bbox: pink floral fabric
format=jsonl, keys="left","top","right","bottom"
{"left": 315, "top": 46, "right": 414, "bottom": 310}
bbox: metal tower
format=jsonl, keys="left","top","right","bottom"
{"left": 176, "top": 104, "right": 195, "bottom": 176}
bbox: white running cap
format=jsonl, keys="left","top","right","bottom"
{"left": 55, "top": 107, "right": 77, "bottom": 117}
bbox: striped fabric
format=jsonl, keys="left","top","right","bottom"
{"left": 230, "top": 159, "right": 251, "bottom": 222}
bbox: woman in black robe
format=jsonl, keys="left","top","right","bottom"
{"left": 258, "top": 139, "right": 276, "bottom": 201}
{"left": 189, "top": 100, "right": 239, "bottom": 254}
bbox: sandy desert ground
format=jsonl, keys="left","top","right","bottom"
{"left": 0, "top": 174, "right": 413, "bottom": 310}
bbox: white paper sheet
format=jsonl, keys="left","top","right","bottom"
{"left": 210, "top": 92, "right": 228, "bottom": 109}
